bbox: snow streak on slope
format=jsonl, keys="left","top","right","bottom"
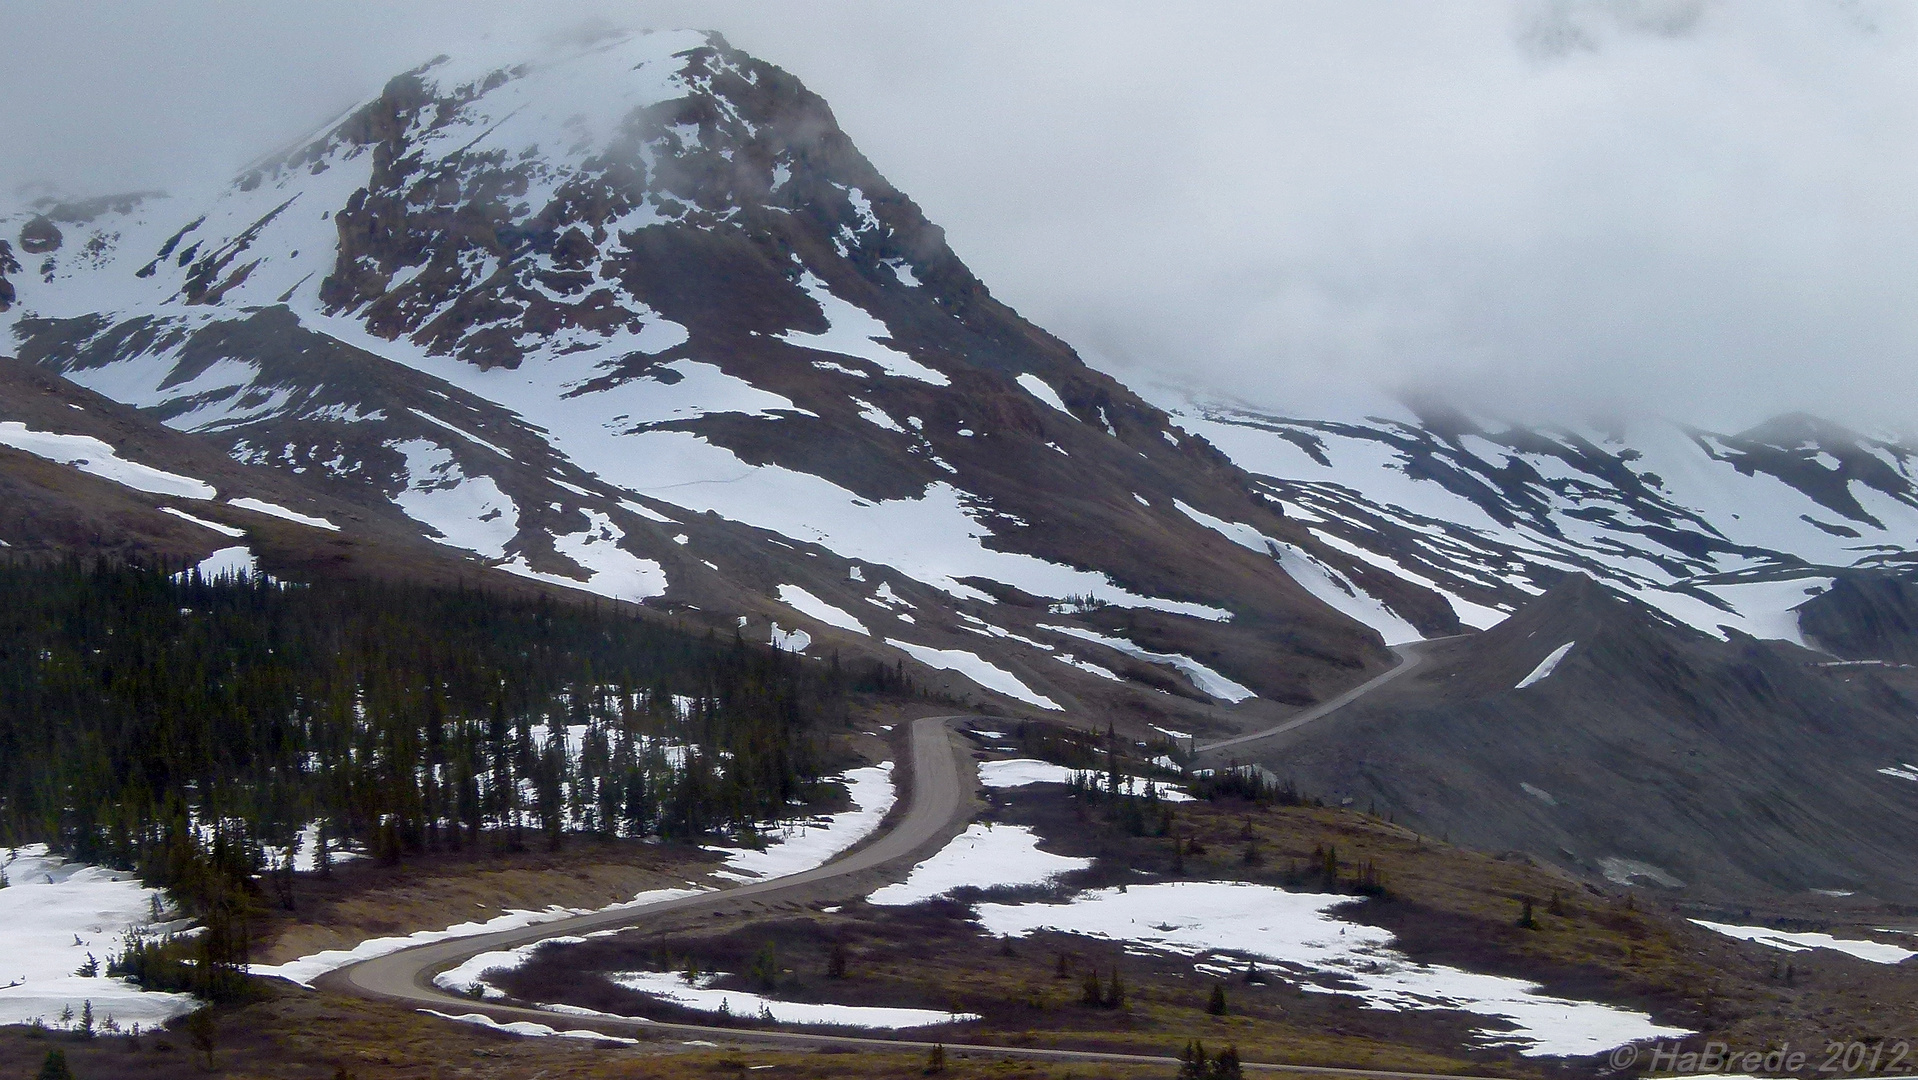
{"left": 1172, "top": 499, "right": 1426, "bottom": 643}
{"left": 778, "top": 273, "right": 949, "bottom": 386}
{"left": 885, "top": 639, "right": 1061, "bottom": 710}
{"left": 0, "top": 421, "right": 216, "bottom": 499}
{"left": 778, "top": 584, "right": 869, "bottom": 635}
{"left": 1039, "top": 623, "right": 1255, "bottom": 703}
{"left": 1515, "top": 642, "right": 1574, "bottom": 689}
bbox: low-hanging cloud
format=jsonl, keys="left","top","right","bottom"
{"left": 1, "top": 1, "right": 1912, "bottom": 431}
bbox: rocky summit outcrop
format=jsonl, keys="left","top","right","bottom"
{"left": 0, "top": 30, "right": 1463, "bottom": 730}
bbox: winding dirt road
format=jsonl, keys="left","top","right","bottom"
{"left": 1194, "top": 638, "right": 1455, "bottom": 760}
{"left": 314, "top": 711, "right": 1511, "bottom": 1078}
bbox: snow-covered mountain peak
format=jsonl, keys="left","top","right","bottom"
{"left": 3, "top": 35, "right": 1445, "bottom": 726}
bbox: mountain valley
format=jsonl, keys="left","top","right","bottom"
{"left": 3, "top": 25, "right": 1917, "bottom": 1077}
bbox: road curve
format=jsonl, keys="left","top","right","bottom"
{"left": 318, "top": 714, "right": 976, "bottom": 1005}
{"left": 315, "top": 711, "right": 1514, "bottom": 1079}
{"left": 1195, "top": 637, "right": 1458, "bottom": 760}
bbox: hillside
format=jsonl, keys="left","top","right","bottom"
{"left": 0, "top": 30, "right": 1481, "bottom": 732}
{"left": 1240, "top": 573, "right": 1918, "bottom": 900}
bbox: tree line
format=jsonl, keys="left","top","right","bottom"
{"left": 0, "top": 559, "right": 910, "bottom": 992}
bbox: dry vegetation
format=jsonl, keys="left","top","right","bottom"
{"left": 17, "top": 722, "right": 1918, "bottom": 1079}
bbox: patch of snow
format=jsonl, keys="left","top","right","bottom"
{"left": 289, "top": 822, "right": 362, "bottom": 873}
{"left": 499, "top": 509, "right": 667, "bottom": 602}
{"left": 769, "top": 623, "right": 812, "bottom": 652}
{"left": 1015, "top": 374, "right": 1072, "bottom": 416}
{"left": 386, "top": 439, "right": 519, "bottom": 559}
{"left": 188, "top": 545, "right": 261, "bottom": 581}
{"left": 252, "top": 885, "right": 710, "bottom": 987}
{"left": 1598, "top": 857, "right": 1685, "bottom": 889}
{"left": 226, "top": 496, "right": 340, "bottom": 531}
{"left": 158, "top": 507, "right": 245, "bottom": 537}
{"left": 609, "top": 969, "right": 977, "bottom": 1028}
{"left": 1171, "top": 500, "right": 1425, "bottom": 644}
{"left": 708, "top": 765, "right": 895, "bottom": 882}
{"left": 885, "top": 639, "right": 1061, "bottom": 710}
{"left": 435, "top": 936, "right": 588, "bottom": 999}
{"left": 1690, "top": 921, "right": 1917, "bottom": 965}
{"left": 868, "top": 824, "right": 1092, "bottom": 906}
{"left": 0, "top": 422, "right": 216, "bottom": 500}
{"left": 0, "top": 845, "right": 200, "bottom": 1028}
{"left": 979, "top": 759, "right": 1082, "bottom": 788}
{"left": 1039, "top": 624, "right": 1254, "bottom": 703}
{"left": 851, "top": 398, "right": 904, "bottom": 433}
{"left": 1056, "top": 653, "right": 1123, "bottom": 681}
{"left": 1515, "top": 642, "right": 1575, "bottom": 690}
{"left": 976, "top": 881, "right": 1689, "bottom": 1057}
{"left": 420, "top": 1009, "right": 638, "bottom": 1044}
{"left": 777, "top": 584, "right": 869, "bottom": 636}
{"left": 777, "top": 273, "right": 949, "bottom": 386}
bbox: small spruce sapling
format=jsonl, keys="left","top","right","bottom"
{"left": 187, "top": 1007, "right": 217, "bottom": 1069}
{"left": 1179, "top": 1040, "right": 1208, "bottom": 1080}
{"left": 1206, "top": 983, "right": 1228, "bottom": 1016}
{"left": 35, "top": 1049, "right": 73, "bottom": 1080}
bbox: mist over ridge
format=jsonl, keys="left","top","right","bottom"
{"left": 2, "top": 1, "right": 1913, "bottom": 430}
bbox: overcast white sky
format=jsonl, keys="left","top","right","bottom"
{"left": 2, "top": 1, "right": 1913, "bottom": 430}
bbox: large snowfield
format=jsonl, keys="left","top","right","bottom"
{"left": 0, "top": 846, "right": 199, "bottom": 1029}
{"left": 975, "top": 881, "right": 1690, "bottom": 1057}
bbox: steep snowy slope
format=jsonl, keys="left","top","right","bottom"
{"left": 1, "top": 31, "right": 1454, "bottom": 725}
{"left": 1154, "top": 388, "right": 1918, "bottom": 645}
{"left": 0, "top": 356, "right": 482, "bottom": 583}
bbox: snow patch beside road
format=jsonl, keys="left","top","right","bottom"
{"left": 708, "top": 765, "right": 896, "bottom": 882}
{"left": 867, "top": 824, "right": 1091, "bottom": 906}
{"left": 609, "top": 969, "right": 977, "bottom": 1028}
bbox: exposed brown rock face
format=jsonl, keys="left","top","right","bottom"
{"left": 18, "top": 216, "right": 62, "bottom": 254}
{"left": 0, "top": 239, "right": 17, "bottom": 310}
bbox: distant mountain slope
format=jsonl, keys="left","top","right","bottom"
{"left": 1, "top": 31, "right": 1461, "bottom": 726}
{"left": 1247, "top": 574, "right": 1918, "bottom": 900}
{"left": 1156, "top": 388, "right": 1918, "bottom": 644}
{"left": 0, "top": 356, "right": 488, "bottom": 586}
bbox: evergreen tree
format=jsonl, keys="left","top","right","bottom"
{"left": 1206, "top": 983, "right": 1228, "bottom": 1015}
{"left": 35, "top": 1049, "right": 72, "bottom": 1080}
{"left": 1178, "top": 1040, "right": 1208, "bottom": 1080}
